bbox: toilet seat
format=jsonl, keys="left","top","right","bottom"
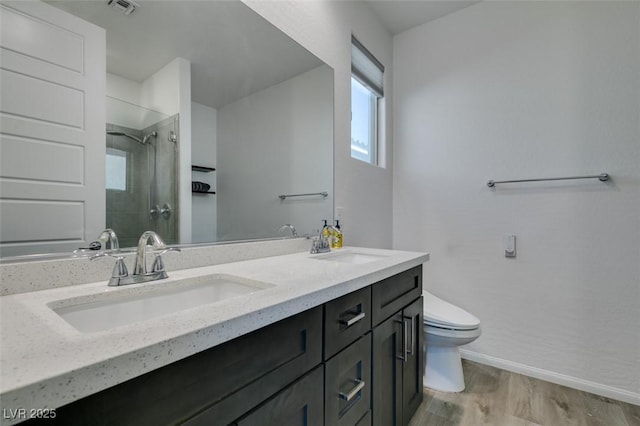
{"left": 424, "top": 323, "right": 481, "bottom": 340}
{"left": 423, "top": 291, "right": 480, "bottom": 331}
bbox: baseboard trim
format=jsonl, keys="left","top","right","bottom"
{"left": 459, "top": 349, "right": 640, "bottom": 406}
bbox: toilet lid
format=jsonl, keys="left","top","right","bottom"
{"left": 423, "top": 291, "right": 480, "bottom": 330}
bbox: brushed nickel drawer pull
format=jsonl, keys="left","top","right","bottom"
{"left": 395, "top": 318, "right": 406, "bottom": 361}
{"left": 339, "top": 379, "right": 365, "bottom": 402}
{"left": 405, "top": 315, "right": 415, "bottom": 356}
{"left": 341, "top": 312, "right": 365, "bottom": 327}
{"left": 403, "top": 318, "right": 409, "bottom": 363}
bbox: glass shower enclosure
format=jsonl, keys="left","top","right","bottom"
{"left": 105, "top": 97, "right": 179, "bottom": 247}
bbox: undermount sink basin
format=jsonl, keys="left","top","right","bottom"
{"left": 49, "top": 274, "right": 273, "bottom": 333}
{"left": 312, "top": 250, "right": 389, "bottom": 265}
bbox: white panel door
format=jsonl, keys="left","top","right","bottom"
{"left": 0, "top": 1, "right": 106, "bottom": 256}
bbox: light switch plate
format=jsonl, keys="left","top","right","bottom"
{"left": 504, "top": 234, "right": 516, "bottom": 257}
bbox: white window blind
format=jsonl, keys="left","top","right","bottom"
{"left": 351, "top": 35, "right": 384, "bottom": 98}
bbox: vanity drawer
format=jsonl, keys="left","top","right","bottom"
{"left": 232, "top": 365, "right": 324, "bottom": 426}
{"left": 180, "top": 306, "right": 323, "bottom": 425}
{"left": 39, "top": 307, "right": 322, "bottom": 426}
{"left": 371, "top": 266, "right": 422, "bottom": 326}
{"left": 324, "top": 286, "right": 372, "bottom": 359}
{"left": 325, "top": 334, "right": 372, "bottom": 426}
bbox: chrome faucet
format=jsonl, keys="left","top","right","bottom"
{"left": 75, "top": 228, "right": 120, "bottom": 253}
{"left": 97, "top": 228, "right": 120, "bottom": 251}
{"left": 133, "top": 230, "right": 168, "bottom": 275}
{"left": 90, "top": 231, "right": 180, "bottom": 286}
{"left": 278, "top": 224, "right": 298, "bottom": 238}
{"left": 310, "top": 221, "right": 338, "bottom": 254}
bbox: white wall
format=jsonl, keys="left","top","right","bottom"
{"left": 393, "top": 1, "right": 640, "bottom": 403}
{"left": 140, "top": 59, "right": 182, "bottom": 116}
{"left": 217, "top": 65, "right": 333, "bottom": 240}
{"left": 106, "top": 75, "right": 167, "bottom": 131}
{"left": 106, "top": 59, "right": 184, "bottom": 130}
{"left": 175, "top": 59, "right": 192, "bottom": 244}
{"left": 106, "top": 73, "right": 141, "bottom": 105}
{"left": 191, "top": 102, "right": 217, "bottom": 243}
{"left": 243, "top": 0, "right": 394, "bottom": 248}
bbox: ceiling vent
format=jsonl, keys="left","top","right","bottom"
{"left": 107, "top": 0, "right": 139, "bottom": 16}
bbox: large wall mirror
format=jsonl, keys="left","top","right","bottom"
{"left": 0, "top": 0, "right": 334, "bottom": 258}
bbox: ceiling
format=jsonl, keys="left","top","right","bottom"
{"left": 365, "top": 0, "right": 480, "bottom": 35}
{"left": 47, "top": 1, "right": 322, "bottom": 109}
{"left": 47, "top": 0, "right": 479, "bottom": 108}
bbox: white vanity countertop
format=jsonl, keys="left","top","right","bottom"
{"left": 0, "top": 246, "right": 428, "bottom": 419}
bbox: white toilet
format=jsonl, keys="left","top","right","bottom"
{"left": 422, "top": 290, "right": 481, "bottom": 392}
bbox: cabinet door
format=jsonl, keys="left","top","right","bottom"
{"left": 372, "top": 312, "right": 403, "bottom": 426}
{"left": 234, "top": 365, "right": 324, "bottom": 426}
{"left": 325, "top": 334, "right": 371, "bottom": 426}
{"left": 402, "top": 297, "right": 424, "bottom": 425}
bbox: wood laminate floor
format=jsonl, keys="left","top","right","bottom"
{"left": 408, "top": 360, "right": 640, "bottom": 426}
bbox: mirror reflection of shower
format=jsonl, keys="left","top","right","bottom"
{"left": 105, "top": 97, "right": 179, "bottom": 247}
{"left": 106, "top": 130, "right": 157, "bottom": 145}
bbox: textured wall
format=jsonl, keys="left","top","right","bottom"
{"left": 393, "top": 1, "right": 640, "bottom": 401}
{"left": 243, "top": 0, "right": 394, "bottom": 248}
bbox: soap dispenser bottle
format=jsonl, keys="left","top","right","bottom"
{"left": 321, "top": 220, "right": 331, "bottom": 250}
{"left": 332, "top": 220, "right": 343, "bottom": 249}
{"left": 321, "top": 220, "right": 330, "bottom": 238}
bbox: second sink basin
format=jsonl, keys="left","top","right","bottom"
{"left": 312, "top": 250, "right": 389, "bottom": 265}
{"left": 49, "top": 274, "right": 274, "bottom": 333}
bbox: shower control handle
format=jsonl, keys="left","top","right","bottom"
{"left": 149, "top": 205, "right": 160, "bottom": 220}
{"left": 161, "top": 203, "right": 172, "bottom": 220}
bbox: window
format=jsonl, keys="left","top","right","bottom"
{"left": 106, "top": 148, "right": 127, "bottom": 191}
{"left": 351, "top": 36, "right": 384, "bottom": 165}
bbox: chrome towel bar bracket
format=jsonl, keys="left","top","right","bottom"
{"left": 487, "top": 173, "right": 609, "bottom": 188}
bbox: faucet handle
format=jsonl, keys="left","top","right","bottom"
{"left": 90, "top": 252, "right": 129, "bottom": 285}
{"left": 111, "top": 257, "right": 129, "bottom": 279}
{"left": 151, "top": 247, "right": 181, "bottom": 273}
{"left": 89, "top": 251, "right": 118, "bottom": 260}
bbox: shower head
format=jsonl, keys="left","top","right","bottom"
{"left": 142, "top": 131, "right": 158, "bottom": 145}
{"left": 107, "top": 130, "right": 157, "bottom": 145}
{"left": 106, "top": 130, "right": 143, "bottom": 144}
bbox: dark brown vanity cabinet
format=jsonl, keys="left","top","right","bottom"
{"left": 324, "top": 287, "right": 372, "bottom": 426}
{"left": 233, "top": 366, "right": 324, "bottom": 426}
{"left": 23, "top": 265, "right": 423, "bottom": 426}
{"left": 371, "top": 267, "right": 424, "bottom": 426}
{"left": 33, "top": 307, "right": 323, "bottom": 426}
{"left": 325, "top": 265, "right": 423, "bottom": 426}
